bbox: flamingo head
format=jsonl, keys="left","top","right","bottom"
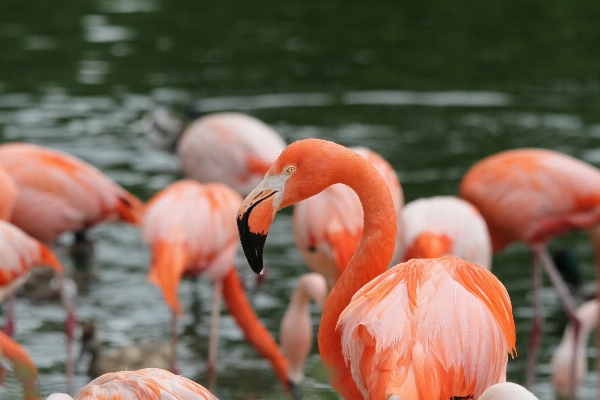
{"left": 237, "top": 139, "right": 359, "bottom": 274}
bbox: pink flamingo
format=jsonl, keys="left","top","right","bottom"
{"left": 460, "top": 148, "right": 600, "bottom": 394}
{"left": 398, "top": 195, "right": 492, "bottom": 269}
{"left": 47, "top": 368, "right": 218, "bottom": 400}
{"left": 478, "top": 382, "right": 539, "bottom": 399}
{"left": 0, "top": 165, "right": 18, "bottom": 221}
{"left": 0, "top": 142, "right": 145, "bottom": 244}
{"left": 237, "top": 138, "right": 516, "bottom": 399}
{"left": 146, "top": 110, "right": 286, "bottom": 196}
{"left": 0, "top": 220, "right": 76, "bottom": 386}
{"left": 142, "top": 180, "right": 296, "bottom": 397}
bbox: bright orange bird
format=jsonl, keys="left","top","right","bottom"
{"left": 460, "top": 148, "right": 600, "bottom": 392}
{"left": 0, "top": 220, "right": 76, "bottom": 386}
{"left": 0, "top": 142, "right": 145, "bottom": 244}
{"left": 398, "top": 196, "right": 492, "bottom": 269}
{"left": 0, "top": 165, "right": 18, "bottom": 221}
{"left": 142, "top": 180, "right": 297, "bottom": 397}
{"left": 47, "top": 368, "right": 218, "bottom": 400}
{"left": 147, "top": 109, "right": 287, "bottom": 196}
{"left": 293, "top": 146, "right": 403, "bottom": 290}
{"left": 0, "top": 330, "right": 41, "bottom": 400}
{"left": 237, "top": 138, "right": 516, "bottom": 399}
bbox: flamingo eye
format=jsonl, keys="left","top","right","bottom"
{"left": 285, "top": 166, "right": 296, "bottom": 174}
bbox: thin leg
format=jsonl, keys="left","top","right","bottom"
{"left": 208, "top": 279, "right": 223, "bottom": 393}
{"left": 170, "top": 312, "right": 180, "bottom": 375}
{"left": 56, "top": 274, "right": 76, "bottom": 395}
{"left": 526, "top": 252, "right": 544, "bottom": 390}
{"left": 3, "top": 294, "right": 15, "bottom": 337}
{"left": 533, "top": 244, "right": 581, "bottom": 400}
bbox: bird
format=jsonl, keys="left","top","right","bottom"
{"left": 0, "top": 329, "right": 41, "bottom": 400}
{"left": 142, "top": 179, "right": 297, "bottom": 397}
{"left": 47, "top": 368, "right": 218, "bottom": 400}
{"left": 0, "top": 142, "right": 145, "bottom": 244}
{"left": 145, "top": 109, "right": 287, "bottom": 196}
{"left": 279, "top": 273, "right": 327, "bottom": 385}
{"left": 478, "top": 382, "right": 539, "bottom": 400}
{"left": 0, "top": 220, "right": 77, "bottom": 385}
{"left": 0, "top": 164, "right": 18, "bottom": 221}
{"left": 292, "top": 146, "right": 403, "bottom": 290}
{"left": 77, "top": 320, "right": 172, "bottom": 378}
{"left": 551, "top": 299, "right": 598, "bottom": 398}
{"left": 460, "top": 148, "right": 600, "bottom": 392}
{"left": 237, "top": 138, "right": 516, "bottom": 399}
{"left": 398, "top": 195, "right": 492, "bottom": 269}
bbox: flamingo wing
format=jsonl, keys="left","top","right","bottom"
{"left": 338, "top": 256, "right": 515, "bottom": 400}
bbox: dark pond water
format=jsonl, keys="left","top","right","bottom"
{"left": 2, "top": 1, "right": 600, "bottom": 399}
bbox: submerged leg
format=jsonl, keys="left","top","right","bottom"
{"left": 56, "top": 273, "right": 77, "bottom": 395}
{"left": 208, "top": 279, "right": 223, "bottom": 393}
{"left": 3, "top": 294, "right": 15, "bottom": 337}
{"left": 526, "top": 251, "right": 544, "bottom": 390}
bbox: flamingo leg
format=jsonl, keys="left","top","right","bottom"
{"left": 207, "top": 279, "right": 223, "bottom": 393}
{"left": 170, "top": 312, "right": 180, "bottom": 375}
{"left": 525, "top": 252, "right": 544, "bottom": 390}
{"left": 56, "top": 274, "right": 76, "bottom": 394}
{"left": 3, "top": 294, "right": 15, "bottom": 337}
{"left": 533, "top": 244, "right": 581, "bottom": 400}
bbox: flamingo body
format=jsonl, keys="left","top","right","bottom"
{"left": 478, "top": 382, "right": 539, "bottom": 400}
{"left": 48, "top": 368, "right": 218, "bottom": 400}
{"left": 293, "top": 147, "right": 403, "bottom": 287}
{"left": 237, "top": 139, "right": 516, "bottom": 399}
{"left": 177, "top": 112, "right": 286, "bottom": 196}
{"left": 0, "top": 165, "right": 17, "bottom": 221}
{"left": 399, "top": 196, "right": 492, "bottom": 269}
{"left": 460, "top": 148, "right": 600, "bottom": 252}
{"left": 0, "top": 143, "right": 144, "bottom": 243}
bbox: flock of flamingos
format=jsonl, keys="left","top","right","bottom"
{"left": 1, "top": 109, "right": 599, "bottom": 399}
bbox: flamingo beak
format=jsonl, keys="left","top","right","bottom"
{"left": 237, "top": 182, "right": 280, "bottom": 274}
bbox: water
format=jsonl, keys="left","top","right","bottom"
{"left": 2, "top": 1, "right": 600, "bottom": 399}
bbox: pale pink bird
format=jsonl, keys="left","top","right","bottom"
{"left": 0, "top": 220, "right": 76, "bottom": 384}
{"left": 142, "top": 180, "right": 297, "bottom": 397}
{"left": 552, "top": 299, "right": 598, "bottom": 398}
{"left": 146, "top": 109, "right": 287, "bottom": 196}
{"left": 478, "top": 382, "right": 539, "bottom": 400}
{"left": 292, "top": 146, "right": 403, "bottom": 290}
{"left": 0, "top": 142, "right": 145, "bottom": 244}
{"left": 0, "top": 165, "right": 18, "bottom": 221}
{"left": 47, "top": 368, "right": 218, "bottom": 400}
{"left": 460, "top": 148, "right": 600, "bottom": 393}
{"left": 398, "top": 195, "right": 492, "bottom": 269}
{"left": 238, "top": 138, "right": 516, "bottom": 399}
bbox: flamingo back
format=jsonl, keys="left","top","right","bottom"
{"left": 0, "top": 220, "right": 63, "bottom": 294}
{"left": 460, "top": 148, "right": 600, "bottom": 251}
{"left": 177, "top": 112, "right": 286, "bottom": 195}
{"left": 71, "top": 368, "right": 218, "bottom": 400}
{"left": 337, "top": 256, "right": 515, "bottom": 400}
{"left": 0, "top": 165, "right": 18, "bottom": 220}
{"left": 143, "top": 180, "right": 242, "bottom": 313}
{"left": 399, "top": 196, "right": 492, "bottom": 269}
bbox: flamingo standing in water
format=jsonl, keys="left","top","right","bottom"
{"left": 398, "top": 196, "right": 492, "bottom": 269}
{"left": 0, "top": 142, "right": 145, "bottom": 244}
{"left": 142, "top": 180, "right": 297, "bottom": 397}
{"left": 237, "top": 138, "right": 516, "bottom": 399}
{"left": 460, "top": 148, "right": 600, "bottom": 393}
{"left": 146, "top": 110, "right": 287, "bottom": 196}
{"left": 0, "top": 220, "right": 76, "bottom": 385}
{"left": 0, "top": 329, "right": 41, "bottom": 400}
{"left": 47, "top": 368, "right": 218, "bottom": 400}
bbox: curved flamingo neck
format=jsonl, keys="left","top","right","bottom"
{"left": 317, "top": 154, "right": 397, "bottom": 400}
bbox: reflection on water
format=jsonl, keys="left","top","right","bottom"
{"left": 1, "top": 0, "right": 600, "bottom": 399}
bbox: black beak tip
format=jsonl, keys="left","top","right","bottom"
{"left": 287, "top": 380, "right": 302, "bottom": 400}
{"left": 237, "top": 215, "right": 267, "bottom": 275}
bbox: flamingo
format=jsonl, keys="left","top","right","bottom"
{"left": 0, "top": 165, "right": 18, "bottom": 221}
{"left": 478, "top": 382, "right": 539, "bottom": 400}
{"left": 292, "top": 146, "right": 403, "bottom": 290}
{"left": 146, "top": 109, "right": 287, "bottom": 196}
{"left": 0, "top": 330, "right": 41, "bottom": 400}
{"left": 0, "top": 142, "right": 145, "bottom": 244}
{"left": 552, "top": 299, "right": 598, "bottom": 398}
{"left": 237, "top": 138, "right": 516, "bottom": 399}
{"left": 459, "top": 148, "right": 600, "bottom": 393}
{"left": 0, "top": 220, "right": 76, "bottom": 387}
{"left": 398, "top": 196, "right": 492, "bottom": 269}
{"left": 142, "top": 180, "right": 297, "bottom": 397}
{"left": 47, "top": 368, "right": 218, "bottom": 400}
